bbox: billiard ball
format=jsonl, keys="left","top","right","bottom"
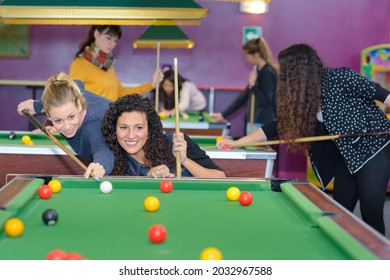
{"left": 42, "top": 209, "right": 58, "bottom": 225}
{"left": 48, "top": 179, "right": 62, "bottom": 193}
{"left": 182, "top": 113, "right": 189, "bottom": 120}
{"left": 239, "top": 191, "right": 253, "bottom": 206}
{"left": 8, "top": 131, "right": 16, "bottom": 140}
{"left": 66, "top": 252, "right": 85, "bottom": 260}
{"left": 216, "top": 136, "right": 225, "bottom": 143}
{"left": 200, "top": 247, "right": 223, "bottom": 260}
{"left": 46, "top": 249, "right": 68, "bottom": 260}
{"left": 148, "top": 224, "right": 167, "bottom": 243}
{"left": 159, "top": 112, "right": 166, "bottom": 120}
{"left": 160, "top": 180, "right": 174, "bottom": 193}
{"left": 21, "top": 135, "right": 31, "bottom": 144}
{"left": 144, "top": 196, "right": 160, "bottom": 212}
{"left": 4, "top": 218, "right": 24, "bottom": 238}
{"left": 38, "top": 185, "right": 53, "bottom": 199}
{"left": 198, "top": 116, "right": 204, "bottom": 122}
{"left": 226, "top": 186, "right": 240, "bottom": 201}
{"left": 222, "top": 145, "right": 232, "bottom": 150}
{"left": 99, "top": 181, "right": 113, "bottom": 194}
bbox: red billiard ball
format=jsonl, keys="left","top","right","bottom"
{"left": 222, "top": 145, "right": 232, "bottom": 150}
{"left": 148, "top": 224, "right": 167, "bottom": 243}
{"left": 38, "top": 185, "right": 52, "bottom": 199}
{"left": 160, "top": 180, "right": 174, "bottom": 193}
{"left": 46, "top": 249, "right": 68, "bottom": 260}
{"left": 66, "top": 252, "right": 85, "bottom": 260}
{"left": 239, "top": 191, "right": 253, "bottom": 206}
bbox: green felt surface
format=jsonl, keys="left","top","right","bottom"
{"left": 0, "top": 131, "right": 67, "bottom": 146}
{"left": 0, "top": 177, "right": 376, "bottom": 260}
{"left": 162, "top": 112, "right": 217, "bottom": 123}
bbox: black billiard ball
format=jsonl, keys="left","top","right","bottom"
{"left": 42, "top": 209, "right": 58, "bottom": 225}
{"left": 8, "top": 131, "right": 16, "bottom": 140}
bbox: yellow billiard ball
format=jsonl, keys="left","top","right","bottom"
{"left": 4, "top": 218, "right": 24, "bottom": 238}
{"left": 159, "top": 112, "right": 166, "bottom": 120}
{"left": 200, "top": 247, "right": 223, "bottom": 260}
{"left": 21, "top": 135, "right": 31, "bottom": 144}
{"left": 48, "top": 179, "right": 62, "bottom": 193}
{"left": 216, "top": 136, "right": 225, "bottom": 143}
{"left": 226, "top": 186, "right": 240, "bottom": 201}
{"left": 144, "top": 196, "right": 160, "bottom": 212}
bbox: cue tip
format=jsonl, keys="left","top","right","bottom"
{"left": 94, "top": 177, "right": 101, "bottom": 182}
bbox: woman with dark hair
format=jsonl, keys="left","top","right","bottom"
{"left": 69, "top": 25, "right": 162, "bottom": 101}
{"left": 158, "top": 70, "right": 206, "bottom": 116}
{"left": 210, "top": 37, "right": 278, "bottom": 134}
{"left": 102, "top": 94, "right": 225, "bottom": 178}
{"left": 217, "top": 44, "right": 390, "bottom": 235}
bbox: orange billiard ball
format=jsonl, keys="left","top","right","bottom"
{"left": 160, "top": 180, "right": 174, "bottom": 193}
{"left": 239, "top": 191, "right": 253, "bottom": 206}
{"left": 148, "top": 224, "right": 167, "bottom": 243}
{"left": 4, "top": 218, "right": 24, "bottom": 238}
{"left": 144, "top": 196, "right": 160, "bottom": 212}
{"left": 200, "top": 247, "right": 223, "bottom": 260}
{"left": 46, "top": 249, "right": 68, "bottom": 260}
{"left": 38, "top": 185, "right": 52, "bottom": 199}
{"left": 226, "top": 186, "right": 241, "bottom": 201}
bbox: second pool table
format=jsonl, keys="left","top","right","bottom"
{"left": 0, "top": 131, "right": 276, "bottom": 186}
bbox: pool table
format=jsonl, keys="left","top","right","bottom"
{"left": 0, "top": 131, "right": 276, "bottom": 186}
{"left": 161, "top": 112, "right": 230, "bottom": 136}
{"left": 1, "top": 176, "right": 389, "bottom": 260}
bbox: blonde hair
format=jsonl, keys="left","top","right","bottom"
{"left": 42, "top": 72, "right": 86, "bottom": 115}
{"left": 243, "top": 37, "right": 279, "bottom": 72}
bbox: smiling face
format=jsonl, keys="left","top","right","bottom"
{"left": 94, "top": 28, "right": 119, "bottom": 54}
{"left": 48, "top": 100, "right": 84, "bottom": 138}
{"left": 116, "top": 111, "right": 148, "bottom": 163}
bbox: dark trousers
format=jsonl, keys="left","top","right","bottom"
{"left": 333, "top": 143, "right": 390, "bottom": 235}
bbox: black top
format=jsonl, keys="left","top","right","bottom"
{"left": 222, "top": 64, "right": 277, "bottom": 125}
{"left": 262, "top": 67, "right": 390, "bottom": 188}
{"left": 124, "top": 132, "right": 223, "bottom": 176}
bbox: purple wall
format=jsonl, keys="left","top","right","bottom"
{"left": 1, "top": 0, "right": 389, "bottom": 177}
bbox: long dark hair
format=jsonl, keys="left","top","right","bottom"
{"left": 277, "top": 44, "right": 323, "bottom": 151}
{"left": 158, "top": 70, "right": 187, "bottom": 109}
{"left": 102, "top": 94, "right": 176, "bottom": 175}
{"left": 75, "top": 25, "right": 122, "bottom": 58}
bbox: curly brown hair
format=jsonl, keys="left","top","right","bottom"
{"left": 102, "top": 94, "right": 176, "bottom": 175}
{"left": 277, "top": 44, "right": 323, "bottom": 152}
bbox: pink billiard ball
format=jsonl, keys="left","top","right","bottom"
{"left": 38, "top": 185, "right": 53, "bottom": 199}
{"left": 239, "top": 192, "right": 253, "bottom": 206}
{"left": 148, "top": 224, "right": 167, "bottom": 243}
{"left": 160, "top": 180, "right": 174, "bottom": 193}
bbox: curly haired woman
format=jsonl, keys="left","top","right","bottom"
{"left": 102, "top": 94, "right": 225, "bottom": 178}
{"left": 217, "top": 44, "right": 390, "bottom": 235}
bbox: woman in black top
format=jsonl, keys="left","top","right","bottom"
{"left": 210, "top": 37, "right": 278, "bottom": 133}
{"left": 217, "top": 44, "right": 390, "bottom": 235}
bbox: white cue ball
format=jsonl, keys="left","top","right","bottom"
{"left": 100, "top": 181, "right": 113, "bottom": 194}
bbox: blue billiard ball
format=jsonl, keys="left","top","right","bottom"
{"left": 198, "top": 116, "right": 204, "bottom": 122}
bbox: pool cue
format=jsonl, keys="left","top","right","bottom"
{"left": 155, "top": 41, "right": 160, "bottom": 112}
{"left": 22, "top": 110, "right": 98, "bottom": 180}
{"left": 204, "top": 130, "right": 390, "bottom": 149}
{"left": 174, "top": 58, "right": 182, "bottom": 178}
